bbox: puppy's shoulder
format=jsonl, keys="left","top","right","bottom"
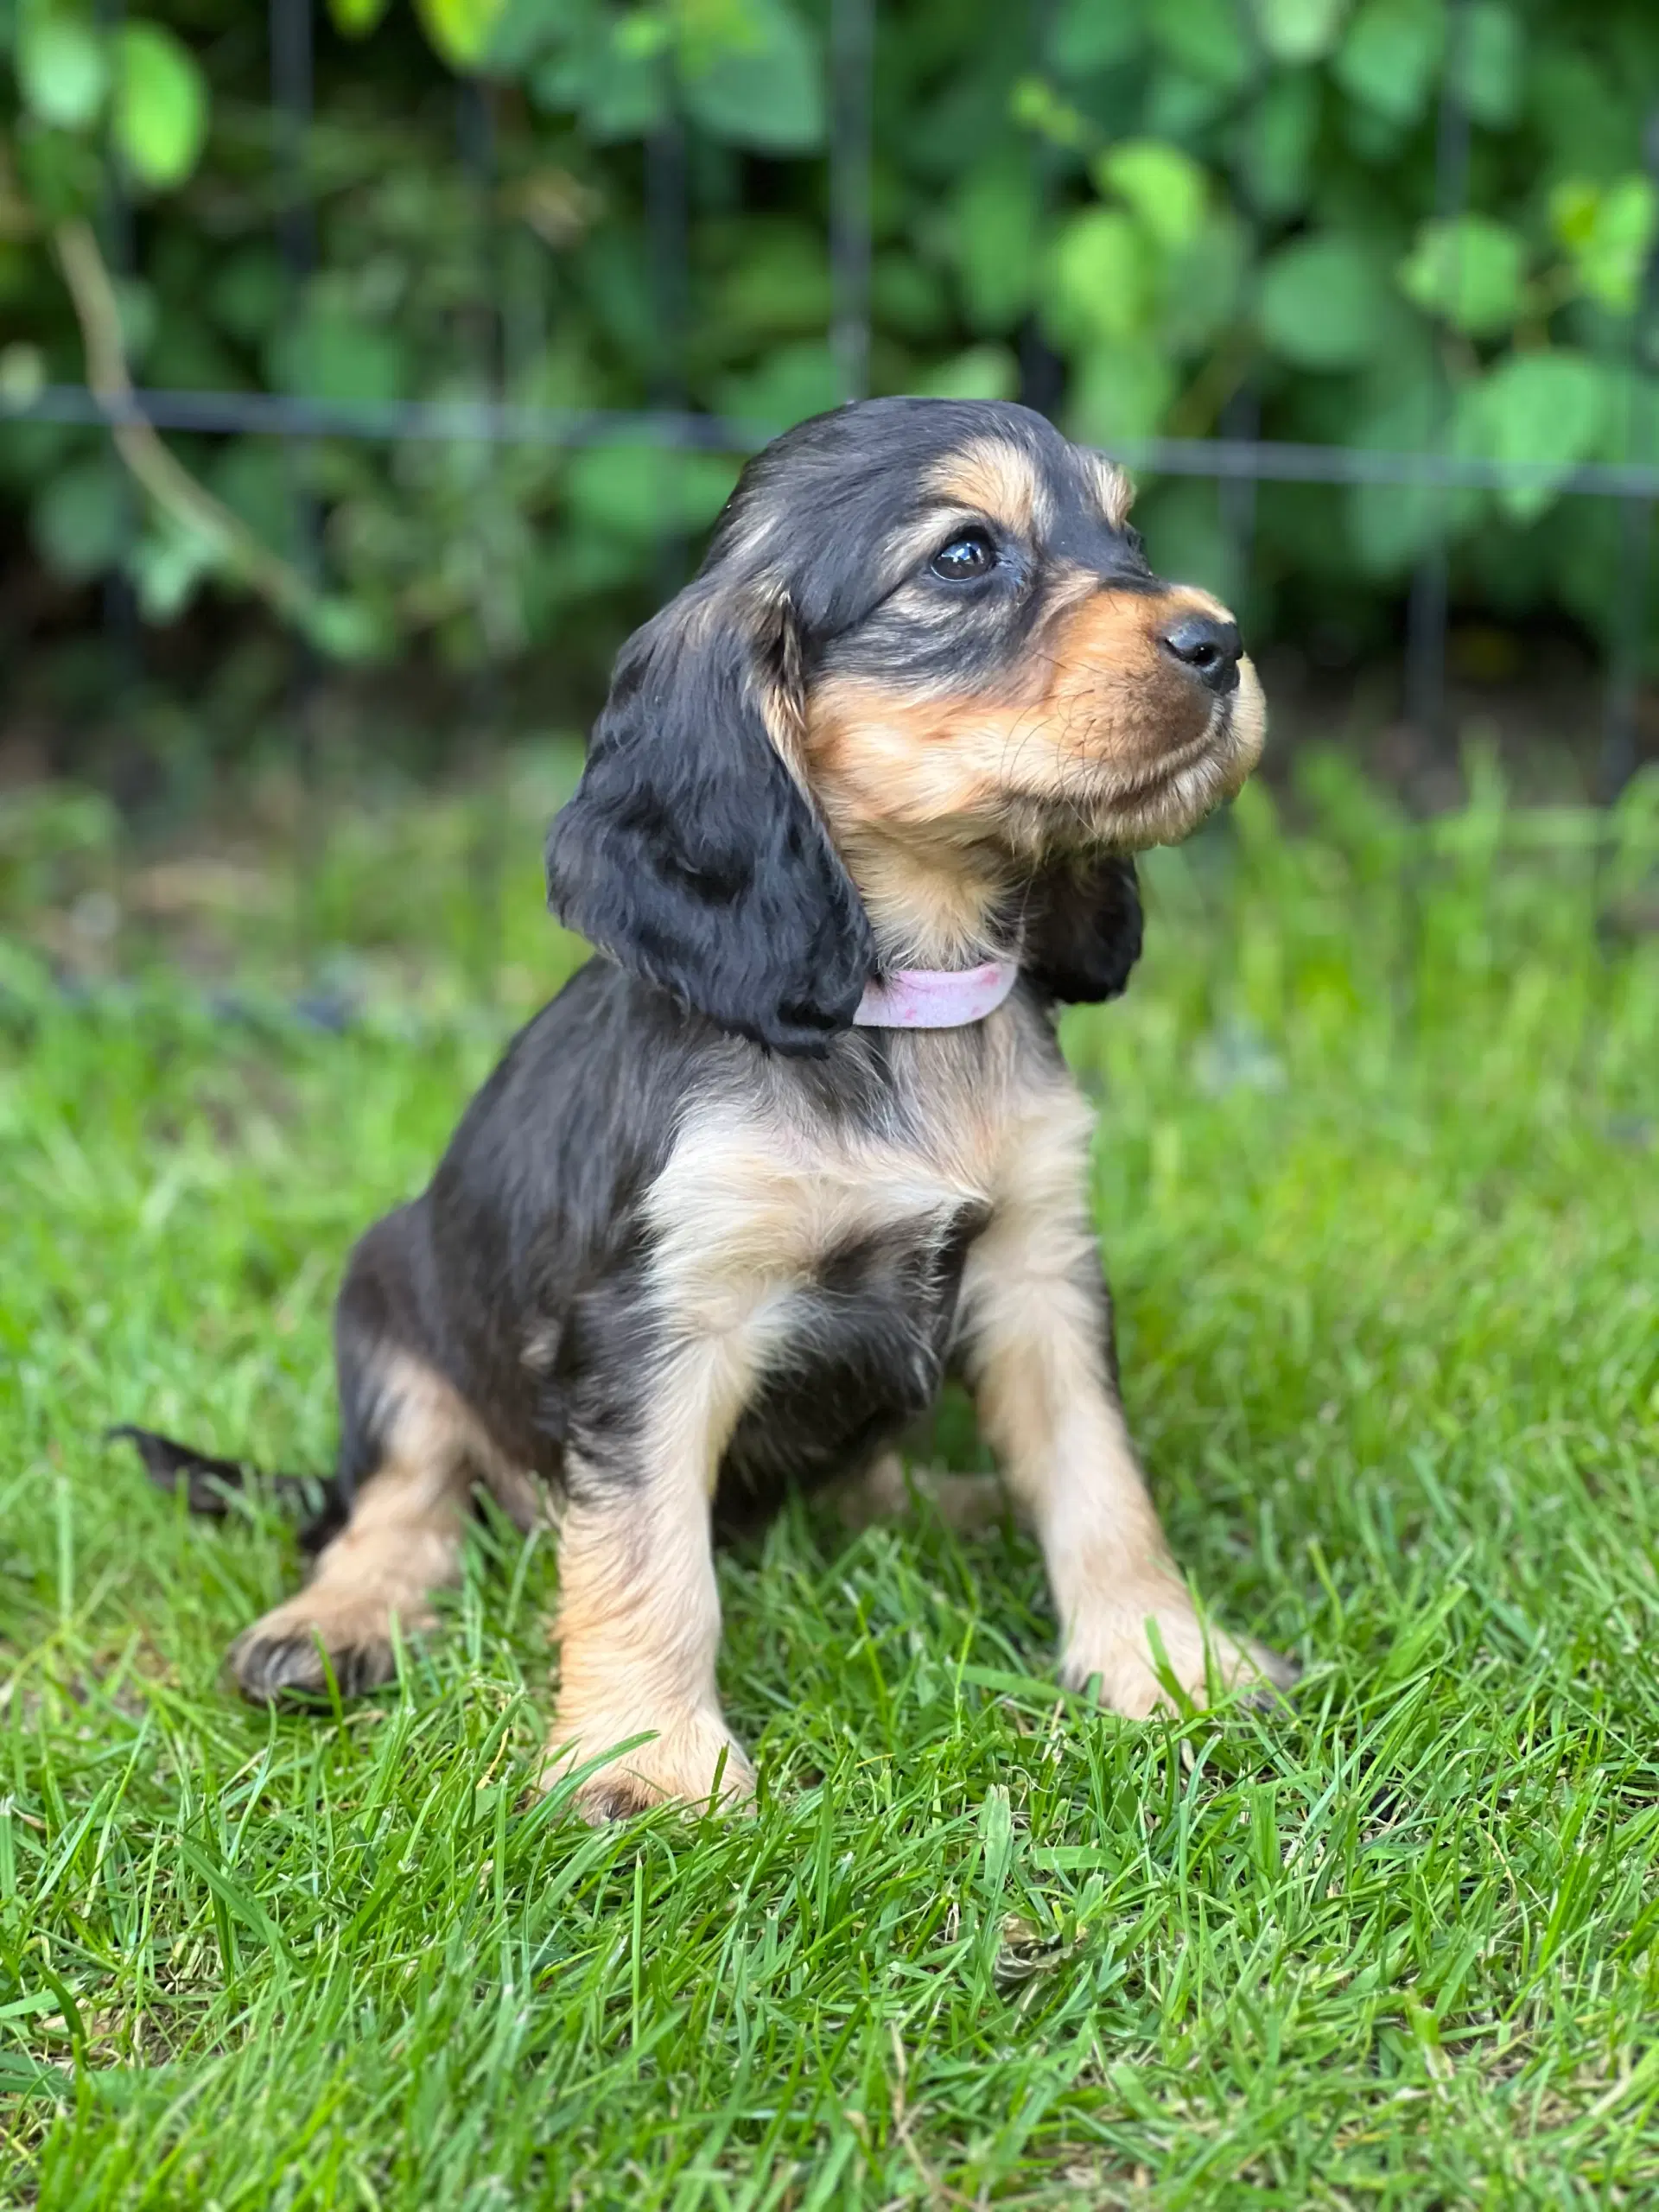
{"left": 427, "top": 958, "right": 746, "bottom": 1251}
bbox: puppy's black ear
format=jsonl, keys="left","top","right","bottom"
{"left": 546, "top": 588, "right": 873, "bottom": 1054}
{"left": 1021, "top": 853, "right": 1143, "bottom": 1004}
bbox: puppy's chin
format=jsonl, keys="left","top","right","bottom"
{"left": 1066, "top": 658, "right": 1267, "bottom": 855}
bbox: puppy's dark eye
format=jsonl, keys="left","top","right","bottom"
{"left": 930, "top": 531, "right": 996, "bottom": 581}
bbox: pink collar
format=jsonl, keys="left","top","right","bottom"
{"left": 852, "top": 959, "right": 1019, "bottom": 1029}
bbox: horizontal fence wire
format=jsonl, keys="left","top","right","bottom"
{"left": 11, "top": 385, "right": 1659, "bottom": 501}
{"left": 9, "top": 0, "right": 1655, "bottom": 833}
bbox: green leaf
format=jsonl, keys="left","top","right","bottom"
{"left": 1065, "top": 340, "right": 1174, "bottom": 442}
{"left": 1549, "top": 181, "right": 1599, "bottom": 256}
{"left": 33, "top": 454, "right": 125, "bottom": 580}
{"left": 680, "top": 0, "right": 823, "bottom": 155}
{"left": 1047, "top": 0, "right": 1143, "bottom": 77}
{"left": 1463, "top": 351, "right": 1611, "bottom": 522}
{"left": 947, "top": 152, "right": 1039, "bottom": 333}
{"left": 1398, "top": 216, "right": 1527, "bottom": 337}
{"left": 208, "top": 251, "right": 286, "bottom": 345}
{"left": 268, "top": 295, "right": 406, "bottom": 404}
{"left": 15, "top": 119, "right": 101, "bottom": 221}
{"left": 0, "top": 342, "right": 46, "bottom": 406}
{"left": 1145, "top": 62, "right": 1234, "bottom": 139}
{"left": 1251, "top": 0, "right": 1350, "bottom": 66}
{"left": 132, "top": 517, "right": 218, "bottom": 622}
{"left": 328, "top": 0, "right": 393, "bottom": 36}
{"left": 1009, "top": 76, "right": 1091, "bottom": 153}
{"left": 1527, "top": 49, "right": 1622, "bottom": 181}
{"left": 1257, "top": 234, "right": 1391, "bottom": 369}
{"left": 1333, "top": 0, "right": 1443, "bottom": 124}
{"left": 540, "top": 19, "right": 668, "bottom": 140}
{"left": 210, "top": 442, "right": 293, "bottom": 556}
{"left": 1233, "top": 70, "right": 1320, "bottom": 219}
{"left": 414, "top": 0, "right": 506, "bottom": 70}
{"left": 305, "top": 596, "right": 385, "bottom": 662}
{"left": 870, "top": 251, "right": 949, "bottom": 341}
{"left": 1094, "top": 140, "right": 1208, "bottom": 252}
{"left": 713, "top": 338, "right": 841, "bottom": 429}
{"left": 1045, "top": 207, "right": 1156, "bottom": 347}
{"left": 1450, "top": 2, "right": 1522, "bottom": 129}
{"left": 1345, "top": 370, "right": 1478, "bottom": 573}
{"left": 18, "top": 16, "right": 108, "bottom": 129}
{"left": 1551, "top": 176, "right": 1659, "bottom": 317}
{"left": 1148, "top": 0, "right": 1250, "bottom": 92}
{"left": 113, "top": 23, "right": 208, "bottom": 191}
{"left": 710, "top": 220, "right": 831, "bottom": 342}
{"left": 1160, "top": 209, "right": 1249, "bottom": 352}
{"left": 486, "top": 0, "right": 582, "bottom": 72}
{"left": 1135, "top": 479, "right": 1233, "bottom": 599}
{"left": 563, "top": 441, "right": 740, "bottom": 541}
{"left": 914, "top": 345, "right": 1019, "bottom": 402}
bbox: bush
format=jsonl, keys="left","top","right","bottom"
{"left": 2, "top": 0, "right": 1656, "bottom": 685}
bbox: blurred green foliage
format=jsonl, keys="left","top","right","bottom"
{"left": 1, "top": 0, "right": 1657, "bottom": 683}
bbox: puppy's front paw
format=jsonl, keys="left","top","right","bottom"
{"left": 229, "top": 1589, "right": 434, "bottom": 1705}
{"left": 1062, "top": 1592, "right": 1296, "bottom": 1719}
{"left": 539, "top": 1706, "right": 756, "bottom": 1823}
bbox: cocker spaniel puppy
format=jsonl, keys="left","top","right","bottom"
{"left": 124, "top": 397, "right": 1292, "bottom": 1821}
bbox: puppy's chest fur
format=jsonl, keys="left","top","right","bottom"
{"left": 630, "top": 1016, "right": 1083, "bottom": 1522}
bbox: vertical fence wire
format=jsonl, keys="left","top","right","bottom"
{"left": 1598, "top": 105, "right": 1659, "bottom": 806}
{"left": 270, "top": 0, "right": 322, "bottom": 984}
{"left": 1217, "top": 391, "right": 1262, "bottom": 627}
{"left": 93, "top": 0, "right": 140, "bottom": 769}
{"left": 830, "top": 0, "right": 874, "bottom": 404}
{"left": 1403, "top": 0, "right": 1471, "bottom": 759}
{"left": 1218, "top": 16, "right": 1265, "bottom": 631}
{"left": 1599, "top": 480, "right": 1653, "bottom": 810}
{"left": 458, "top": 78, "right": 507, "bottom": 1003}
{"left": 646, "top": 86, "right": 690, "bottom": 601}
{"left": 1016, "top": 0, "right": 1065, "bottom": 416}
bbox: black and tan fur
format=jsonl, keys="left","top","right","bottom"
{"left": 122, "top": 398, "right": 1292, "bottom": 1821}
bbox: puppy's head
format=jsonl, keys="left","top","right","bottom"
{"left": 548, "top": 398, "right": 1264, "bottom": 1053}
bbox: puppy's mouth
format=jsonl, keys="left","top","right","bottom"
{"left": 1007, "top": 673, "right": 1266, "bottom": 855}
{"left": 1140, "top": 687, "right": 1259, "bottom": 794}
{"left": 977, "top": 587, "right": 1263, "bottom": 850}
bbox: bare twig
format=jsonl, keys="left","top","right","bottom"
{"left": 53, "top": 217, "right": 321, "bottom": 626}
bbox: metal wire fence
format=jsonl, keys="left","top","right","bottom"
{"left": 5, "top": 0, "right": 1657, "bottom": 992}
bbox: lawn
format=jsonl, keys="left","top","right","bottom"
{"left": 2, "top": 752, "right": 1657, "bottom": 2209}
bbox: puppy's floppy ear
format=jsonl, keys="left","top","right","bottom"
{"left": 1020, "top": 853, "right": 1144, "bottom": 1004}
{"left": 546, "top": 585, "right": 874, "bottom": 1054}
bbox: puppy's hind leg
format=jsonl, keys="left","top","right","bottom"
{"left": 231, "top": 1350, "right": 480, "bottom": 1705}
{"left": 834, "top": 1452, "right": 1007, "bottom": 1535}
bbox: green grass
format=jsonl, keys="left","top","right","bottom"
{"left": 2, "top": 753, "right": 1657, "bottom": 2209}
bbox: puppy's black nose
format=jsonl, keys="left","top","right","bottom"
{"left": 1160, "top": 612, "right": 1243, "bottom": 695}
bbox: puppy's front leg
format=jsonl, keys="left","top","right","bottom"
{"left": 540, "top": 1338, "right": 759, "bottom": 1823}
{"left": 963, "top": 1094, "right": 1291, "bottom": 1716}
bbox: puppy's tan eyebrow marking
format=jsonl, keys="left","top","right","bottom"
{"left": 1083, "top": 451, "right": 1134, "bottom": 531}
{"left": 927, "top": 439, "right": 1050, "bottom": 537}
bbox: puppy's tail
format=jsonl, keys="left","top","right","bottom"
{"left": 108, "top": 1426, "right": 347, "bottom": 1554}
